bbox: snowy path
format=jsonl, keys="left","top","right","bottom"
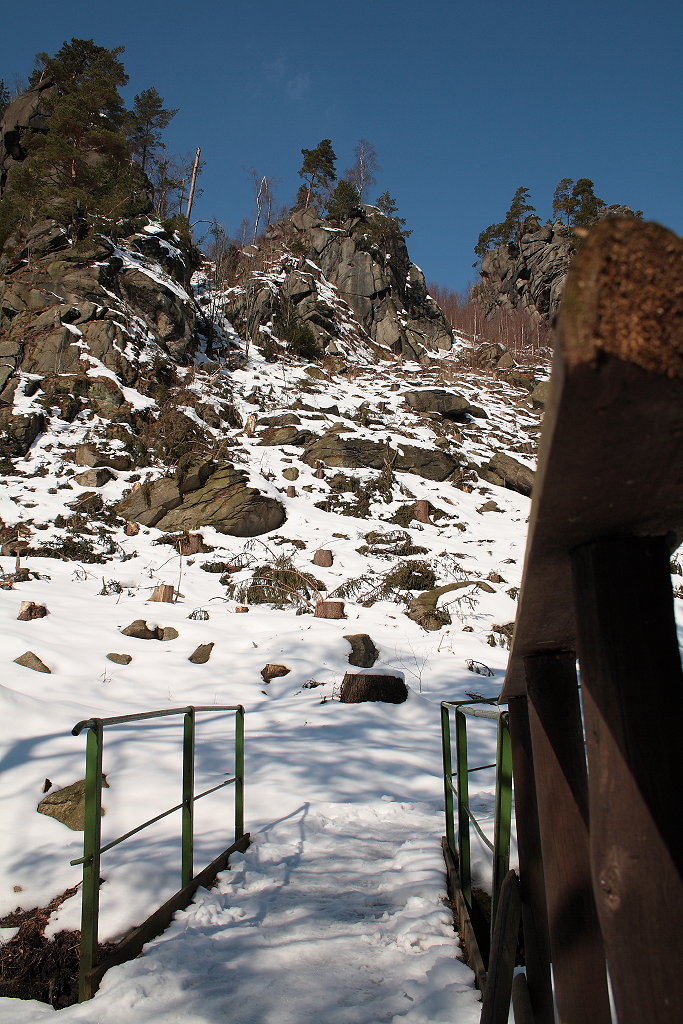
{"left": 5, "top": 802, "right": 481, "bottom": 1024}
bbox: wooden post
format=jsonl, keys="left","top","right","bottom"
{"left": 506, "top": 697, "right": 554, "bottom": 1024}
{"left": 571, "top": 536, "right": 683, "bottom": 1024}
{"left": 525, "top": 651, "right": 611, "bottom": 1024}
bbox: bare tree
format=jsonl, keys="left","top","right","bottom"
{"left": 344, "top": 138, "right": 380, "bottom": 203}
{"left": 247, "top": 169, "right": 277, "bottom": 243}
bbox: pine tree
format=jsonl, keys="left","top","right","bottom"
{"left": 474, "top": 221, "right": 505, "bottom": 259}
{"left": 501, "top": 186, "right": 536, "bottom": 246}
{"left": 552, "top": 178, "right": 574, "bottom": 224}
{"left": 0, "top": 38, "right": 148, "bottom": 240}
{"left": 570, "top": 178, "right": 605, "bottom": 228}
{"left": 298, "top": 139, "right": 337, "bottom": 210}
{"left": 0, "top": 79, "right": 10, "bottom": 119}
{"left": 128, "top": 87, "right": 177, "bottom": 175}
{"left": 326, "top": 179, "right": 361, "bottom": 222}
{"left": 375, "top": 191, "right": 411, "bottom": 238}
{"left": 473, "top": 186, "right": 536, "bottom": 261}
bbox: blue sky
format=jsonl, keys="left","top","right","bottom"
{"left": 2, "top": 0, "right": 682, "bottom": 292}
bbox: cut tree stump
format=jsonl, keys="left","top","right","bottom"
{"left": 286, "top": 485, "right": 297, "bottom": 498}
{"left": 150, "top": 584, "right": 174, "bottom": 603}
{"left": 340, "top": 672, "right": 407, "bottom": 704}
{"left": 17, "top": 601, "right": 48, "bottom": 621}
{"left": 414, "top": 500, "right": 434, "bottom": 525}
{"left": 343, "top": 633, "right": 379, "bottom": 668}
{"left": 177, "top": 533, "right": 204, "bottom": 556}
{"left": 314, "top": 600, "right": 345, "bottom": 619}
{"left": 313, "top": 549, "right": 333, "bottom": 567}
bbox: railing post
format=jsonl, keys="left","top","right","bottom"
{"left": 181, "top": 708, "right": 195, "bottom": 888}
{"left": 491, "top": 711, "right": 512, "bottom": 928}
{"left": 234, "top": 705, "right": 245, "bottom": 842}
{"left": 79, "top": 720, "right": 104, "bottom": 1002}
{"left": 440, "top": 704, "right": 455, "bottom": 857}
{"left": 572, "top": 535, "right": 683, "bottom": 1024}
{"left": 454, "top": 708, "right": 472, "bottom": 907}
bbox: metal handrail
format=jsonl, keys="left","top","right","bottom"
{"left": 71, "top": 704, "right": 245, "bottom": 1002}
{"left": 441, "top": 698, "right": 512, "bottom": 944}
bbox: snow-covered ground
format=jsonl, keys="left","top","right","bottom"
{"left": 0, "top": 343, "right": 580, "bottom": 1021}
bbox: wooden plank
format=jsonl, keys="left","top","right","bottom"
{"left": 525, "top": 652, "right": 611, "bottom": 1024}
{"left": 480, "top": 870, "right": 521, "bottom": 1024}
{"left": 83, "top": 834, "right": 250, "bottom": 998}
{"left": 441, "top": 836, "right": 487, "bottom": 994}
{"left": 511, "top": 973, "right": 535, "bottom": 1024}
{"left": 506, "top": 698, "right": 554, "bottom": 1024}
{"left": 502, "top": 219, "right": 683, "bottom": 699}
{"left": 572, "top": 536, "right": 683, "bottom": 1024}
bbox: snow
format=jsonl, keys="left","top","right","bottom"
{"left": 3, "top": 248, "right": 653, "bottom": 1020}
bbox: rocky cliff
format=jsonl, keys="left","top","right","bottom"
{"left": 224, "top": 206, "right": 454, "bottom": 362}
{"left": 476, "top": 207, "right": 640, "bottom": 322}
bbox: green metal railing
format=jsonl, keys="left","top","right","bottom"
{"left": 71, "top": 704, "right": 245, "bottom": 1001}
{"left": 441, "top": 699, "right": 513, "bottom": 939}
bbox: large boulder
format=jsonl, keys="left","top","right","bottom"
{"left": 484, "top": 452, "right": 535, "bottom": 496}
{"left": 302, "top": 433, "right": 460, "bottom": 482}
{"left": 403, "top": 389, "right": 474, "bottom": 420}
{"left": 116, "top": 461, "right": 286, "bottom": 537}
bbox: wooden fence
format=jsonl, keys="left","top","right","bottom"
{"left": 459, "top": 218, "right": 683, "bottom": 1023}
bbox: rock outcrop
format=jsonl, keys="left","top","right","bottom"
{"left": 1, "top": 81, "right": 56, "bottom": 196}
{"left": 227, "top": 206, "right": 454, "bottom": 362}
{"left": 476, "top": 221, "right": 575, "bottom": 322}
{"left": 476, "top": 210, "right": 642, "bottom": 323}
{"left": 0, "top": 217, "right": 201, "bottom": 457}
{"left": 116, "top": 460, "right": 286, "bottom": 537}
{"left": 302, "top": 433, "right": 461, "bottom": 482}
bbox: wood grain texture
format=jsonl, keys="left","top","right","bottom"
{"left": 526, "top": 652, "right": 611, "bottom": 1024}
{"left": 502, "top": 219, "right": 683, "bottom": 698}
{"left": 572, "top": 537, "right": 683, "bottom": 1024}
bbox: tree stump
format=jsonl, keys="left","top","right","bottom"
{"left": 150, "top": 584, "right": 174, "bottom": 603}
{"left": 313, "top": 549, "right": 333, "bottom": 567}
{"left": 177, "top": 533, "right": 204, "bottom": 556}
{"left": 343, "top": 633, "right": 379, "bottom": 668}
{"left": 314, "top": 460, "right": 325, "bottom": 479}
{"left": 414, "top": 500, "right": 434, "bottom": 525}
{"left": 340, "top": 672, "right": 407, "bottom": 704}
{"left": 17, "top": 601, "right": 48, "bottom": 621}
{"left": 314, "top": 600, "right": 345, "bottom": 619}
{"left": 286, "top": 485, "right": 297, "bottom": 498}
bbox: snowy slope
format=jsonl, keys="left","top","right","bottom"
{"left": 0, "top": 241, "right": 553, "bottom": 1021}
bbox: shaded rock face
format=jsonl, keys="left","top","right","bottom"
{"left": 477, "top": 221, "right": 574, "bottom": 322}
{"left": 477, "top": 211, "right": 642, "bottom": 323}
{"left": 0, "top": 221, "right": 200, "bottom": 456}
{"left": 230, "top": 207, "right": 453, "bottom": 362}
{"left": 1, "top": 81, "right": 56, "bottom": 196}
{"left": 116, "top": 460, "right": 286, "bottom": 537}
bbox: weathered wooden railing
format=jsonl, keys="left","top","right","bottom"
{"left": 445, "top": 218, "right": 683, "bottom": 1023}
